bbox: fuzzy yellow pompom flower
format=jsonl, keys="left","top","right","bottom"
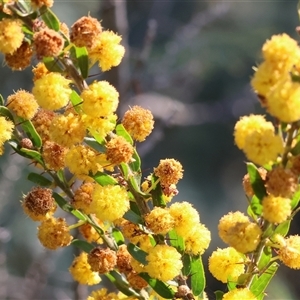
{"left": 251, "top": 61, "right": 288, "bottom": 98}
{"left": 0, "top": 18, "right": 24, "bottom": 54}
{"left": 89, "top": 30, "right": 125, "bottom": 71}
{"left": 145, "top": 207, "right": 175, "bottom": 235}
{"left": 222, "top": 288, "right": 256, "bottom": 300}
{"left": 49, "top": 113, "right": 86, "bottom": 147}
{"left": 7, "top": 90, "right": 39, "bottom": 120}
{"left": 65, "top": 145, "right": 109, "bottom": 180}
{"left": 234, "top": 115, "right": 283, "bottom": 166}
{"left": 278, "top": 235, "right": 300, "bottom": 269}
{"left": 81, "top": 81, "right": 119, "bottom": 118}
{"left": 32, "top": 73, "right": 72, "bottom": 110}
{"left": 184, "top": 223, "right": 211, "bottom": 255}
{"left": 37, "top": 217, "right": 73, "bottom": 250}
{"left": 0, "top": 116, "right": 14, "bottom": 155}
{"left": 267, "top": 77, "right": 300, "bottom": 123}
{"left": 208, "top": 247, "right": 245, "bottom": 283}
{"left": 87, "top": 288, "right": 121, "bottom": 300}
{"left": 122, "top": 106, "right": 154, "bottom": 142}
{"left": 145, "top": 245, "right": 183, "bottom": 281}
{"left": 218, "top": 211, "right": 262, "bottom": 253}
{"left": 91, "top": 184, "right": 129, "bottom": 222}
{"left": 69, "top": 252, "right": 101, "bottom": 285}
{"left": 262, "top": 33, "right": 300, "bottom": 64}
{"left": 262, "top": 195, "right": 291, "bottom": 224}
{"left": 169, "top": 201, "right": 200, "bottom": 237}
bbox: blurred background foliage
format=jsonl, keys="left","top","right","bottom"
{"left": 0, "top": 0, "right": 300, "bottom": 299}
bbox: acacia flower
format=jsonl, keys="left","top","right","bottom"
{"left": 5, "top": 41, "right": 33, "bottom": 71}
{"left": 89, "top": 30, "right": 125, "bottom": 71}
{"left": 184, "top": 223, "right": 211, "bottom": 255}
{"left": 169, "top": 201, "right": 200, "bottom": 237}
{"left": 70, "top": 16, "right": 102, "bottom": 50}
{"left": 106, "top": 135, "right": 134, "bottom": 165}
{"left": 278, "top": 235, "right": 300, "bottom": 269}
{"left": 49, "top": 113, "right": 86, "bottom": 147}
{"left": 33, "top": 28, "right": 64, "bottom": 59}
{"left": 22, "top": 187, "right": 56, "bottom": 221}
{"left": 208, "top": 247, "right": 245, "bottom": 283}
{"left": 126, "top": 271, "right": 148, "bottom": 290}
{"left": 79, "top": 219, "right": 103, "bottom": 244}
{"left": 72, "top": 182, "right": 95, "bottom": 214}
{"left": 0, "top": 116, "right": 14, "bottom": 155}
{"left": 88, "top": 247, "right": 117, "bottom": 274}
{"left": 265, "top": 167, "right": 298, "bottom": 198}
{"left": 37, "top": 217, "right": 73, "bottom": 250}
{"left": 222, "top": 288, "right": 256, "bottom": 300}
{"left": 87, "top": 288, "right": 120, "bottom": 300}
{"left": 32, "top": 62, "right": 51, "bottom": 82}
{"left": 32, "top": 73, "right": 72, "bottom": 110}
{"left": 154, "top": 158, "right": 184, "bottom": 186}
{"left": 145, "top": 206, "right": 175, "bottom": 235}
{"left": 218, "top": 211, "right": 262, "bottom": 253}
{"left": 262, "top": 195, "right": 291, "bottom": 224}
{"left": 31, "top": 0, "right": 54, "bottom": 8}
{"left": 145, "top": 245, "right": 183, "bottom": 281}
{"left": 0, "top": 18, "right": 24, "bottom": 54}
{"left": 122, "top": 106, "right": 154, "bottom": 142}
{"left": 116, "top": 244, "right": 132, "bottom": 274}
{"left": 91, "top": 184, "right": 129, "bottom": 222}
{"left": 69, "top": 252, "right": 101, "bottom": 285}
{"left": 65, "top": 145, "right": 109, "bottom": 180}
{"left": 42, "top": 141, "right": 67, "bottom": 171}
{"left": 32, "top": 109, "right": 56, "bottom": 142}
{"left": 7, "top": 90, "right": 39, "bottom": 120}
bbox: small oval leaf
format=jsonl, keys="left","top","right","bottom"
{"left": 91, "top": 171, "right": 118, "bottom": 186}
{"left": 27, "top": 172, "right": 52, "bottom": 187}
{"left": 116, "top": 124, "right": 133, "bottom": 145}
{"left": 74, "top": 46, "right": 89, "bottom": 79}
{"left": 71, "top": 239, "right": 94, "bottom": 253}
{"left": 190, "top": 255, "right": 205, "bottom": 296}
{"left": 127, "top": 243, "right": 148, "bottom": 265}
{"left": 0, "top": 106, "right": 14, "bottom": 122}
{"left": 246, "top": 163, "right": 267, "bottom": 201}
{"left": 169, "top": 229, "right": 185, "bottom": 253}
{"left": 20, "top": 119, "right": 42, "bottom": 148}
{"left": 112, "top": 228, "right": 125, "bottom": 246}
{"left": 39, "top": 6, "right": 60, "bottom": 31}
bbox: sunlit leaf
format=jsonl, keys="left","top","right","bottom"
{"left": 27, "top": 172, "right": 52, "bottom": 187}
{"left": 0, "top": 94, "right": 4, "bottom": 106}
{"left": 116, "top": 124, "right": 133, "bottom": 145}
{"left": 250, "top": 195, "right": 263, "bottom": 216}
{"left": 71, "top": 239, "right": 94, "bottom": 253}
{"left": 39, "top": 6, "right": 60, "bottom": 31}
{"left": 250, "top": 262, "right": 279, "bottom": 298}
{"left": 274, "top": 220, "right": 290, "bottom": 237}
{"left": 20, "top": 119, "right": 42, "bottom": 148}
{"left": 257, "top": 246, "right": 272, "bottom": 271}
{"left": 169, "top": 229, "right": 185, "bottom": 253}
{"left": 112, "top": 228, "right": 125, "bottom": 246}
{"left": 139, "top": 273, "right": 175, "bottom": 299}
{"left": 70, "top": 90, "right": 83, "bottom": 113}
{"left": 291, "top": 189, "right": 300, "bottom": 210}
{"left": 74, "top": 46, "right": 89, "bottom": 78}
{"left": 190, "top": 255, "right": 205, "bottom": 296}
{"left": 0, "top": 106, "right": 14, "bottom": 122}
{"left": 127, "top": 243, "right": 148, "bottom": 265}
{"left": 91, "top": 171, "right": 118, "bottom": 186}
{"left": 246, "top": 163, "right": 267, "bottom": 201}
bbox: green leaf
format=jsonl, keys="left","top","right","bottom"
{"left": 74, "top": 46, "right": 89, "bottom": 79}
{"left": 127, "top": 243, "right": 148, "bottom": 265}
{"left": 0, "top": 11, "right": 12, "bottom": 21}
{"left": 71, "top": 239, "right": 94, "bottom": 253}
{"left": 291, "top": 140, "right": 300, "bottom": 155}
{"left": 130, "top": 148, "right": 141, "bottom": 172}
{"left": 182, "top": 253, "right": 192, "bottom": 276}
{"left": 291, "top": 188, "right": 300, "bottom": 210}
{"left": 27, "top": 172, "right": 52, "bottom": 187}
{"left": 43, "top": 57, "right": 63, "bottom": 73}
{"left": 8, "top": 141, "right": 44, "bottom": 165}
{"left": 250, "top": 195, "right": 263, "bottom": 216}
{"left": 116, "top": 124, "right": 133, "bottom": 145}
{"left": 91, "top": 171, "right": 118, "bottom": 186}
{"left": 214, "top": 291, "right": 224, "bottom": 300}
{"left": 70, "top": 90, "right": 83, "bottom": 113}
{"left": 274, "top": 220, "right": 290, "bottom": 237}
{"left": 0, "top": 94, "right": 4, "bottom": 106}
{"left": 151, "top": 175, "right": 165, "bottom": 207}
{"left": 106, "top": 270, "right": 140, "bottom": 298}
{"left": 250, "top": 262, "right": 279, "bottom": 298}
{"left": 20, "top": 119, "right": 42, "bottom": 148}
{"left": 112, "top": 228, "right": 125, "bottom": 246}
{"left": 190, "top": 255, "right": 205, "bottom": 296}
{"left": 227, "top": 278, "right": 237, "bottom": 291}
{"left": 139, "top": 273, "right": 175, "bottom": 299}
{"left": 39, "top": 6, "right": 60, "bottom": 31}
{"left": 123, "top": 209, "right": 143, "bottom": 224}
{"left": 84, "top": 137, "right": 106, "bottom": 153}
{"left": 168, "top": 229, "right": 185, "bottom": 253}
{"left": 53, "top": 192, "right": 86, "bottom": 221}
{"left": 246, "top": 163, "right": 267, "bottom": 201}
{"left": 257, "top": 246, "right": 272, "bottom": 271}
{"left": 0, "top": 106, "right": 14, "bottom": 122}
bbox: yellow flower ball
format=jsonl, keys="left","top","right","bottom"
{"left": 278, "top": 235, "right": 300, "bottom": 269}
{"left": 208, "top": 247, "right": 245, "bottom": 283}
{"left": 32, "top": 73, "right": 72, "bottom": 110}
{"left": 222, "top": 288, "right": 256, "bottom": 300}
{"left": 145, "top": 245, "right": 183, "bottom": 281}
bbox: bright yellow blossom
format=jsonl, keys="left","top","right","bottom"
{"left": 0, "top": 116, "right": 14, "bottom": 155}
{"left": 278, "top": 235, "right": 300, "bottom": 269}
{"left": 223, "top": 288, "right": 257, "bottom": 300}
